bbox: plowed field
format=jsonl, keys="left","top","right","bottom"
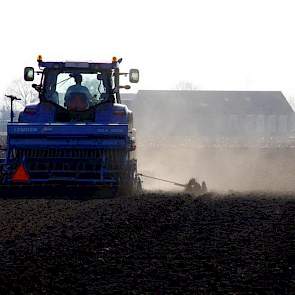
{"left": 0, "top": 193, "right": 294, "bottom": 294}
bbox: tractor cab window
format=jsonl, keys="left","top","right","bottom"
{"left": 55, "top": 73, "right": 105, "bottom": 108}
{"left": 43, "top": 70, "right": 113, "bottom": 109}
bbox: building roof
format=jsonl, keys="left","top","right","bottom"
{"left": 129, "top": 90, "right": 294, "bottom": 115}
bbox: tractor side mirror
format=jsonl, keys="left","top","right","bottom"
{"left": 24, "top": 67, "right": 35, "bottom": 81}
{"left": 129, "top": 69, "right": 139, "bottom": 83}
{"left": 97, "top": 74, "right": 103, "bottom": 80}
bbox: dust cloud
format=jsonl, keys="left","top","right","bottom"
{"left": 132, "top": 91, "right": 295, "bottom": 193}
{"left": 137, "top": 143, "right": 295, "bottom": 192}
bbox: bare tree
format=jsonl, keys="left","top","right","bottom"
{"left": 2, "top": 79, "right": 38, "bottom": 112}
{"left": 174, "top": 80, "right": 198, "bottom": 90}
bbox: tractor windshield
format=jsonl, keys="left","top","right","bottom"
{"left": 42, "top": 69, "right": 114, "bottom": 108}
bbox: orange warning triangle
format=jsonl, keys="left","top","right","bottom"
{"left": 12, "top": 164, "right": 30, "bottom": 182}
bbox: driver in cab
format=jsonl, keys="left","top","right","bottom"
{"left": 64, "top": 74, "right": 92, "bottom": 111}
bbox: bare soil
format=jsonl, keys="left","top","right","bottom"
{"left": 0, "top": 192, "right": 294, "bottom": 294}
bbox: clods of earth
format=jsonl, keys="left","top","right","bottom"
{"left": 0, "top": 192, "right": 294, "bottom": 294}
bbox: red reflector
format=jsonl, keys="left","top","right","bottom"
{"left": 12, "top": 164, "right": 30, "bottom": 182}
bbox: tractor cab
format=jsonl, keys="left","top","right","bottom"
{"left": 21, "top": 56, "right": 139, "bottom": 123}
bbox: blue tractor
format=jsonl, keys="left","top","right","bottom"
{"left": 0, "top": 56, "right": 141, "bottom": 197}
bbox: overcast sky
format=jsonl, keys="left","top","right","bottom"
{"left": 1, "top": 0, "right": 295, "bottom": 99}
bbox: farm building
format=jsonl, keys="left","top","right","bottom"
{"left": 122, "top": 90, "right": 295, "bottom": 140}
